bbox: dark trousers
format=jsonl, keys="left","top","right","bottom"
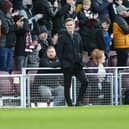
{"left": 63, "top": 65, "right": 88, "bottom": 106}
{"left": 0, "top": 48, "right": 13, "bottom": 72}
{"left": 116, "top": 49, "right": 129, "bottom": 66}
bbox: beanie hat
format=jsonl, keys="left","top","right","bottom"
{"left": 1, "top": 0, "right": 12, "bottom": 14}
{"left": 38, "top": 26, "right": 48, "bottom": 35}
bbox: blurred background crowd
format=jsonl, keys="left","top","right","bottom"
{"left": 0, "top": 0, "right": 129, "bottom": 73}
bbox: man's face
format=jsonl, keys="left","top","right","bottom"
{"left": 47, "top": 48, "right": 56, "bottom": 59}
{"left": 65, "top": 20, "right": 75, "bottom": 34}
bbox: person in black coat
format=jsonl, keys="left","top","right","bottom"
{"left": 31, "top": 46, "right": 64, "bottom": 106}
{"left": 56, "top": 18, "right": 88, "bottom": 106}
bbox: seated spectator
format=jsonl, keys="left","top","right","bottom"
{"left": 39, "top": 46, "right": 61, "bottom": 68}
{"left": 31, "top": 46, "right": 64, "bottom": 106}
{"left": 86, "top": 49, "right": 111, "bottom": 105}
{"left": 86, "top": 49, "right": 106, "bottom": 77}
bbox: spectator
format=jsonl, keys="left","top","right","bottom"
{"left": 113, "top": 5, "right": 129, "bottom": 66}
{"left": 31, "top": 46, "right": 64, "bottom": 106}
{"left": 39, "top": 46, "right": 64, "bottom": 106}
{"left": 32, "top": 0, "right": 53, "bottom": 35}
{"left": 109, "top": 0, "right": 129, "bottom": 23}
{"left": 86, "top": 49, "right": 110, "bottom": 105}
{"left": 4, "top": 2, "right": 19, "bottom": 73}
{"left": 14, "top": 12, "right": 30, "bottom": 71}
{"left": 38, "top": 26, "right": 51, "bottom": 59}
{"left": 77, "top": 0, "right": 100, "bottom": 55}
{"left": 20, "top": 0, "right": 43, "bottom": 52}
{"left": 91, "top": 0, "right": 113, "bottom": 20}
{"left": 52, "top": 0, "right": 74, "bottom": 34}
{"left": 96, "top": 17, "right": 112, "bottom": 62}
{"left": 39, "top": 46, "right": 60, "bottom": 68}
{"left": 27, "top": 35, "right": 41, "bottom": 67}
{"left": 56, "top": 18, "right": 88, "bottom": 106}
{"left": 0, "top": 0, "right": 11, "bottom": 72}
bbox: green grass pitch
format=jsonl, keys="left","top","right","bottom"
{"left": 0, "top": 106, "right": 129, "bottom": 129}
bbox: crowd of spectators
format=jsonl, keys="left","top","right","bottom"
{"left": 0, "top": 0, "right": 129, "bottom": 73}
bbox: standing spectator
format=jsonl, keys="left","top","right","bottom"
{"left": 4, "top": 3, "right": 18, "bottom": 73}
{"left": 113, "top": 5, "right": 129, "bottom": 66}
{"left": 0, "top": 0, "right": 10, "bottom": 71}
{"left": 56, "top": 18, "right": 88, "bottom": 106}
{"left": 91, "top": 0, "right": 113, "bottom": 20}
{"left": 32, "top": 0, "right": 53, "bottom": 35}
{"left": 109, "top": 0, "right": 128, "bottom": 33}
{"left": 52, "top": 0, "right": 75, "bottom": 34}
{"left": 77, "top": 0, "right": 100, "bottom": 55}
{"left": 27, "top": 35, "right": 41, "bottom": 67}
{"left": 14, "top": 14, "right": 30, "bottom": 71}
{"left": 96, "top": 17, "right": 112, "bottom": 60}
{"left": 20, "top": 0, "right": 43, "bottom": 52}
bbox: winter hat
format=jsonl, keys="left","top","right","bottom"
{"left": 1, "top": 0, "right": 12, "bottom": 14}
{"left": 38, "top": 26, "right": 48, "bottom": 35}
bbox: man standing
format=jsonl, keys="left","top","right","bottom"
{"left": 113, "top": 5, "right": 129, "bottom": 66}
{"left": 56, "top": 18, "right": 88, "bottom": 106}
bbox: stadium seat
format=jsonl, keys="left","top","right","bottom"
{"left": 0, "top": 71, "right": 14, "bottom": 96}
{"left": 108, "top": 51, "right": 117, "bottom": 66}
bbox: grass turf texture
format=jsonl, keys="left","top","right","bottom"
{"left": 0, "top": 106, "right": 129, "bottom": 129}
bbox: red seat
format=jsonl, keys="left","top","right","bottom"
{"left": 0, "top": 71, "right": 14, "bottom": 95}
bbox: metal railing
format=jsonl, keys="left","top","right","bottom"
{"left": 0, "top": 67, "right": 129, "bottom": 108}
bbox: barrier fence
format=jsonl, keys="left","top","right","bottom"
{"left": 0, "top": 67, "right": 129, "bottom": 108}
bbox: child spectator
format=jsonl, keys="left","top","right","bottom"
{"left": 86, "top": 49, "right": 111, "bottom": 105}
{"left": 27, "top": 35, "right": 41, "bottom": 67}
{"left": 96, "top": 17, "right": 112, "bottom": 61}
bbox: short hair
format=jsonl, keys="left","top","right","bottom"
{"left": 101, "top": 17, "right": 111, "bottom": 25}
{"left": 64, "top": 18, "right": 74, "bottom": 24}
{"left": 47, "top": 45, "right": 55, "bottom": 50}
{"left": 83, "top": 0, "right": 91, "bottom": 5}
